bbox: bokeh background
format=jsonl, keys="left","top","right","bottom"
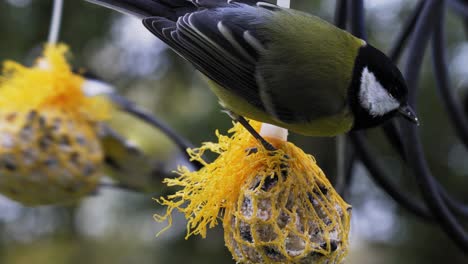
{"left": 0, "top": 0, "right": 467, "bottom": 263}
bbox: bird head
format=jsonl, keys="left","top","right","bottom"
{"left": 350, "top": 43, "right": 419, "bottom": 130}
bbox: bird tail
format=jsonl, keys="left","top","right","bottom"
{"left": 85, "top": 0, "right": 201, "bottom": 19}
{"left": 86, "top": 1, "right": 270, "bottom": 19}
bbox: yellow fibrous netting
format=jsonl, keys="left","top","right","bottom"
{"left": 155, "top": 121, "right": 351, "bottom": 263}
{"left": 0, "top": 44, "right": 110, "bottom": 205}
{"left": 0, "top": 44, "right": 111, "bottom": 120}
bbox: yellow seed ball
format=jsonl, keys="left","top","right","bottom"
{"left": 0, "top": 109, "right": 103, "bottom": 205}
{"left": 223, "top": 145, "right": 351, "bottom": 264}
{"left": 0, "top": 44, "right": 111, "bottom": 205}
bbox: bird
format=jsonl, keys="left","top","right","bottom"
{"left": 86, "top": 0, "right": 419, "bottom": 137}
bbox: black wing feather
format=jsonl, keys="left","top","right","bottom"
{"left": 142, "top": 5, "right": 272, "bottom": 109}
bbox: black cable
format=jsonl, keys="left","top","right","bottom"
{"left": 447, "top": 0, "right": 468, "bottom": 17}
{"left": 349, "top": 132, "right": 433, "bottom": 220}
{"left": 432, "top": 6, "right": 468, "bottom": 151}
{"left": 388, "top": 0, "right": 426, "bottom": 62}
{"left": 465, "top": 92, "right": 468, "bottom": 119}
{"left": 339, "top": 146, "right": 356, "bottom": 200}
{"left": 334, "top": 0, "right": 347, "bottom": 30}
{"left": 349, "top": 0, "right": 367, "bottom": 40}
{"left": 402, "top": 0, "right": 468, "bottom": 253}
{"left": 380, "top": 119, "right": 468, "bottom": 218}
{"left": 382, "top": 121, "right": 407, "bottom": 161}
{"left": 109, "top": 94, "right": 203, "bottom": 170}
{"left": 403, "top": 0, "right": 435, "bottom": 106}
{"left": 402, "top": 122, "right": 468, "bottom": 252}
{"left": 464, "top": 17, "right": 468, "bottom": 37}
{"left": 429, "top": 5, "right": 468, "bottom": 217}
{"left": 440, "top": 187, "right": 468, "bottom": 217}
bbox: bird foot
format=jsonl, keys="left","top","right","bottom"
{"left": 223, "top": 110, "right": 277, "bottom": 152}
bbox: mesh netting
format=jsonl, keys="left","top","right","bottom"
{"left": 156, "top": 121, "right": 351, "bottom": 263}
{"left": 224, "top": 141, "right": 351, "bottom": 264}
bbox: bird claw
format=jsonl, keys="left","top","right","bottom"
{"left": 223, "top": 110, "right": 276, "bottom": 152}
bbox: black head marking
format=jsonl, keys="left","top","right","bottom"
{"left": 349, "top": 44, "right": 409, "bottom": 130}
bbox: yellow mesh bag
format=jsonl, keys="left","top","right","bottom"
{"left": 0, "top": 44, "right": 111, "bottom": 205}
{"left": 156, "top": 121, "right": 351, "bottom": 263}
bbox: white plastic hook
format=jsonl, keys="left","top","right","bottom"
{"left": 48, "top": 0, "right": 64, "bottom": 44}
{"left": 277, "top": 0, "right": 290, "bottom": 8}
{"left": 38, "top": 0, "right": 63, "bottom": 70}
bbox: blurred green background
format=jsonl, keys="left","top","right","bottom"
{"left": 0, "top": 0, "right": 467, "bottom": 263}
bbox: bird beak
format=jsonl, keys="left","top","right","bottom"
{"left": 398, "top": 104, "right": 419, "bottom": 126}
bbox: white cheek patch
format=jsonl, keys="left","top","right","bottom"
{"left": 359, "top": 67, "right": 400, "bottom": 116}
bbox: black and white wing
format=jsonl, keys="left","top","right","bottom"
{"left": 143, "top": 1, "right": 279, "bottom": 112}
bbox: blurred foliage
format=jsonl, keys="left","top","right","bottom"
{"left": 0, "top": 0, "right": 467, "bottom": 263}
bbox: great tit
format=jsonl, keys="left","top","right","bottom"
{"left": 87, "top": 0, "right": 419, "bottom": 136}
